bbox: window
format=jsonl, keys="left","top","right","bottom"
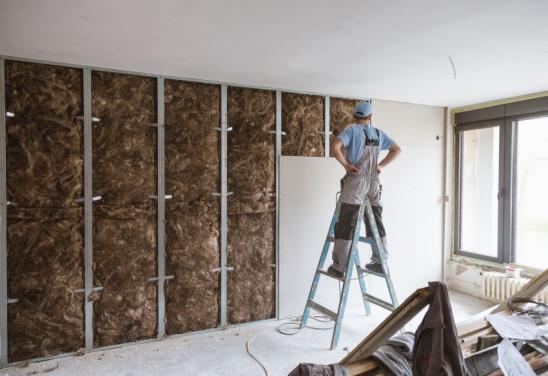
{"left": 515, "top": 117, "right": 548, "bottom": 268}
{"left": 460, "top": 126, "right": 500, "bottom": 258}
{"left": 455, "top": 97, "right": 548, "bottom": 267}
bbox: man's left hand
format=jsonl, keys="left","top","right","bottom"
{"left": 377, "top": 165, "right": 383, "bottom": 174}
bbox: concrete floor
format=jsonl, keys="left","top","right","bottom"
{"left": 2, "top": 291, "right": 492, "bottom": 376}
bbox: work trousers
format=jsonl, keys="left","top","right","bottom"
{"left": 331, "top": 202, "right": 388, "bottom": 273}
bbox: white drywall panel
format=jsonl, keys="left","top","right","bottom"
{"left": 279, "top": 100, "right": 445, "bottom": 319}
{"left": 279, "top": 156, "right": 342, "bottom": 319}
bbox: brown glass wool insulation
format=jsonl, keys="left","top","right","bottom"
{"left": 281, "top": 92, "right": 324, "bottom": 157}
{"left": 4, "top": 61, "right": 85, "bottom": 361}
{"left": 91, "top": 71, "right": 158, "bottom": 346}
{"left": 5, "top": 60, "right": 83, "bottom": 207}
{"left": 164, "top": 80, "right": 220, "bottom": 202}
{"left": 93, "top": 205, "right": 157, "bottom": 346}
{"left": 7, "top": 208, "right": 85, "bottom": 362}
{"left": 163, "top": 79, "right": 221, "bottom": 334}
{"left": 165, "top": 201, "right": 220, "bottom": 334}
{"left": 330, "top": 97, "right": 361, "bottom": 157}
{"left": 91, "top": 71, "right": 157, "bottom": 204}
{"left": 227, "top": 87, "right": 276, "bottom": 214}
{"left": 227, "top": 211, "right": 275, "bottom": 324}
{"left": 330, "top": 97, "right": 360, "bottom": 137}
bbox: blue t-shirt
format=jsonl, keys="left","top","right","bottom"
{"left": 337, "top": 124, "right": 395, "bottom": 165}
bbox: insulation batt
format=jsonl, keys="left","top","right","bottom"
{"left": 7, "top": 209, "right": 85, "bottom": 361}
{"left": 92, "top": 71, "right": 157, "bottom": 204}
{"left": 91, "top": 72, "right": 158, "bottom": 346}
{"left": 282, "top": 93, "right": 324, "bottom": 157}
{"left": 228, "top": 212, "right": 276, "bottom": 323}
{"left": 165, "top": 201, "right": 220, "bottom": 333}
{"left": 93, "top": 205, "right": 157, "bottom": 346}
{"left": 329, "top": 97, "right": 360, "bottom": 157}
{"left": 164, "top": 80, "right": 220, "bottom": 202}
{"left": 164, "top": 80, "right": 221, "bottom": 334}
{"left": 227, "top": 87, "right": 276, "bottom": 214}
{"left": 5, "top": 61, "right": 83, "bottom": 207}
{"left": 4, "top": 61, "right": 85, "bottom": 361}
{"left": 330, "top": 97, "right": 360, "bottom": 137}
{"left": 227, "top": 87, "right": 276, "bottom": 323}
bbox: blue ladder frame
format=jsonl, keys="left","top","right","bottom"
{"left": 301, "top": 196, "right": 398, "bottom": 349}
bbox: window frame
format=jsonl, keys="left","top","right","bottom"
{"left": 454, "top": 96, "right": 548, "bottom": 265}
{"left": 454, "top": 120, "right": 506, "bottom": 263}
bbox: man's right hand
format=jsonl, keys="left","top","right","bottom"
{"left": 345, "top": 164, "right": 360, "bottom": 175}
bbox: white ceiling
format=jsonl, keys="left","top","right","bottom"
{"left": 1, "top": 0, "right": 548, "bottom": 107}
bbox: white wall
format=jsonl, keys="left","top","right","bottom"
{"left": 279, "top": 99, "right": 446, "bottom": 319}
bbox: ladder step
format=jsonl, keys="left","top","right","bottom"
{"left": 359, "top": 236, "right": 374, "bottom": 244}
{"left": 318, "top": 269, "right": 344, "bottom": 281}
{"left": 328, "top": 236, "right": 373, "bottom": 244}
{"left": 307, "top": 300, "right": 337, "bottom": 321}
{"left": 357, "top": 266, "right": 385, "bottom": 278}
{"left": 362, "top": 293, "right": 395, "bottom": 311}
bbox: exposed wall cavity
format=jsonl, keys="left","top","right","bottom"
{"left": 227, "top": 87, "right": 276, "bottom": 323}
{"left": 330, "top": 97, "right": 360, "bottom": 157}
{"left": 164, "top": 80, "right": 220, "bottom": 334}
{"left": 5, "top": 61, "right": 85, "bottom": 361}
{"left": 1, "top": 60, "right": 369, "bottom": 362}
{"left": 330, "top": 97, "right": 359, "bottom": 137}
{"left": 91, "top": 71, "right": 157, "bottom": 347}
{"left": 281, "top": 93, "right": 324, "bottom": 157}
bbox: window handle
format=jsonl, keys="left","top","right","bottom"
{"left": 497, "top": 188, "right": 505, "bottom": 200}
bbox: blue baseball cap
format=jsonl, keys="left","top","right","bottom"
{"left": 354, "top": 101, "right": 373, "bottom": 118}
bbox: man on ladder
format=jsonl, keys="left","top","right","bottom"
{"left": 327, "top": 101, "right": 401, "bottom": 278}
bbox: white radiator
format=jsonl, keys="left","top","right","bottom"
{"left": 482, "top": 272, "right": 548, "bottom": 303}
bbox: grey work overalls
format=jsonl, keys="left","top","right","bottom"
{"left": 331, "top": 127, "right": 388, "bottom": 273}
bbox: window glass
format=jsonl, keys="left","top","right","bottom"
{"left": 460, "top": 127, "right": 500, "bottom": 257}
{"left": 515, "top": 117, "right": 548, "bottom": 268}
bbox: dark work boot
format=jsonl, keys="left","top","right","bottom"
{"left": 365, "top": 262, "right": 384, "bottom": 274}
{"left": 326, "top": 265, "right": 345, "bottom": 279}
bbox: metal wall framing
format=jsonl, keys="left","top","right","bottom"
{"left": 324, "top": 96, "right": 330, "bottom": 158}
{"left": 0, "top": 58, "right": 8, "bottom": 368}
{"left": 0, "top": 55, "right": 370, "bottom": 366}
{"left": 156, "top": 77, "right": 166, "bottom": 337}
{"left": 83, "top": 67, "right": 94, "bottom": 350}
{"left": 220, "top": 85, "right": 229, "bottom": 327}
{"left": 275, "top": 90, "right": 282, "bottom": 317}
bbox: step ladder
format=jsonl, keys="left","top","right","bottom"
{"left": 300, "top": 195, "right": 398, "bottom": 349}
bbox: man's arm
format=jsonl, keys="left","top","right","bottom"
{"left": 332, "top": 138, "right": 359, "bottom": 175}
{"left": 377, "top": 143, "right": 401, "bottom": 173}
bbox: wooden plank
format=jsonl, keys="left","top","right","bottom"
{"left": 346, "top": 360, "right": 383, "bottom": 376}
{"left": 341, "top": 287, "right": 431, "bottom": 364}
